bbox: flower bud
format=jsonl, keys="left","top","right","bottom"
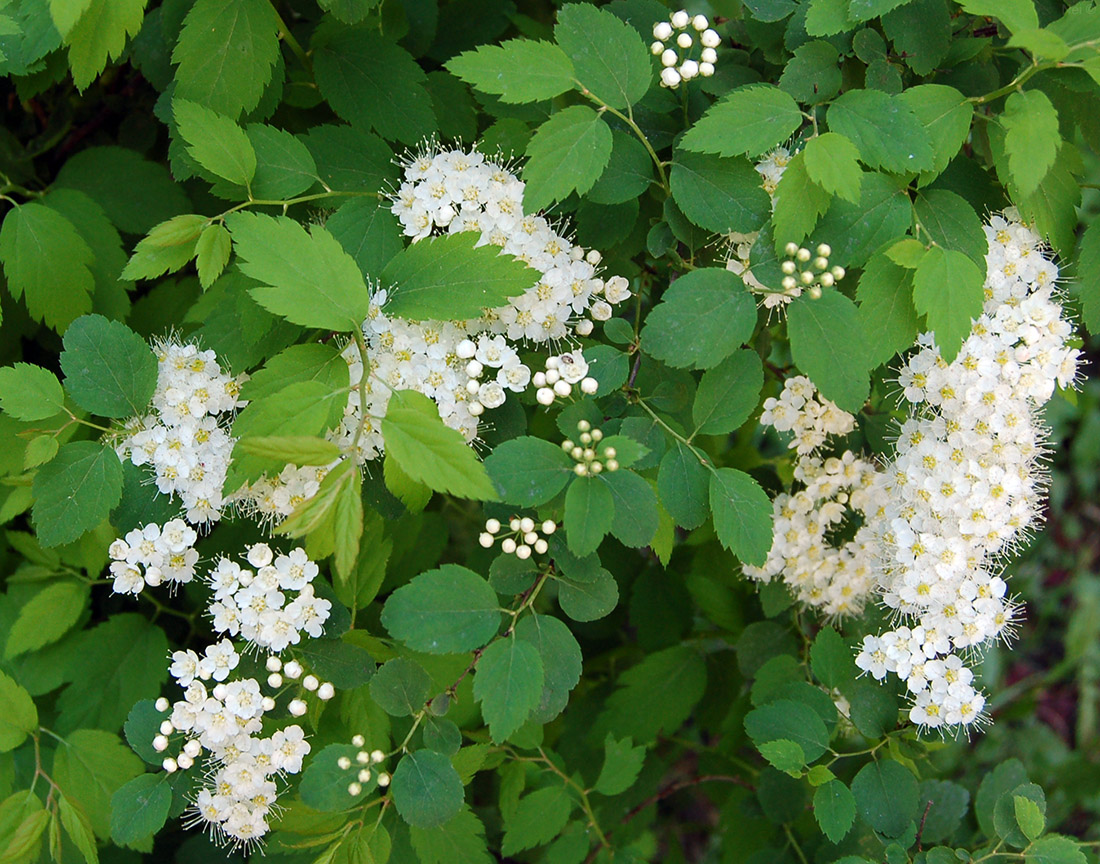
{"left": 284, "top": 661, "right": 303, "bottom": 679}
{"left": 808, "top": 285, "right": 823, "bottom": 299}
{"left": 485, "top": 517, "right": 501, "bottom": 533}
{"left": 184, "top": 739, "right": 202, "bottom": 758}
{"left": 262, "top": 697, "right": 276, "bottom": 711}
{"left": 542, "top": 520, "right": 557, "bottom": 534}
{"left": 590, "top": 461, "right": 603, "bottom": 474}
{"left": 782, "top": 276, "right": 798, "bottom": 291}
{"left": 534, "top": 539, "right": 549, "bottom": 554}
{"left": 377, "top": 772, "right": 391, "bottom": 787}
{"left": 553, "top": 380, "right": 571, "bottom": 397}
{"left": 660, "top": 67, "right": 682, "bottom": 88}
{"left": 479, "top": 532, "right": 494, "bottom": 548}
{"left": 801, "top": 271, "right": 815, "bottom": 285}
{"left": 536, "top": 388, "right": 555, "bottom": 405}
{"left": 831, "top": 265, "right": 846, "bottom": 280}
{"left": 701, "top": 47, "right": 717, "bottom": 63}
{"left": 680, "top": 59, "right": 699, "bottom": 80}
{"left": 661, "top": 48, "right": 678, "bottom": 67}
{"left": 671, "top": 9, "right": 690, "bottom": 28}
{"left": 153, "top": 735, "right": 169, "bottom": 752}
{"left": 155, "top": 697, "right": 170, "bottom": 712}
{"left": 692, "top": 14, "right": 709, "bottom": 30}
{"left": 519, "top": 517, "right": 535, "bottom": 533}
{"left": 699, "top": 62, "right": 715, "bottom": 76}
{"left": 574, "top": 463, "right": 588, "bottom": 476}
{"left": 676, "top": 32, "right": 693, "bottom": 49}
{"left": 533, "top": 371, "right": 547, "bottom": 388}
{"left": 781, "top": 260, "right": 797, "bottom": 275}
{"left": 524, "top": 531, "right": 538, "bottom": 544}
{"left": 701, "top": 28, "right": 721, "bottom": 47}
{"left": 819, "top": 272, "right": 834, "bottom": 288}
{"left": 266, "top": 656, "right": 282, "bottom": 672}
{"left": 177, "top": 754, "right": 194, "bottom": 770}
{"left": 465, "top": 360, "right": 483, "bottom": 378}
{"left": 357, "top": 750, "right": 371, "bottom": 764}
{"left": 319, "top": 682, "right": 336, "bottom": 701}
{"left": 576, "top": 319, "right": 594, "bottom": 336}
{"left": 348, "top": 782, "right": 362, "bottom": 796}
{"left": 468, "top": 401, "right": 485, "bottom": 417}
{"left": 163, "top": 757, "right": 178, "bottom": 773}
{"left": 651, "top": 40, "right": 664, "bottom": 55}
{"left": 267, "top": 673, "right": 283, "bottom": 688}
{"left": 785, "top": 242, "right": 799, "bottom": 257}
{"left": 501, "top": 538, "right": 517, "bottom": 554}
{"left": 358, "top": 769, "right": 372, "bottom": 783}
{"left": 352, "top": 734, "right": 366, "bottom": 747}
{"left": 580, "top": 377, "right": 599, "bottom": 394}
{"left": 653, "top": 21, "right": 673, "bottom": 40}
{"left": 456, "top": 339, "right": 476, "bottom": 359}
{"left": 516, "top": 544, "right": 532, "bottom": 559}
{"left": 606, "top": 459, "right": 619, "bottom": 472}
{"left": 796, "top": 247, "right": 811, "bottom": 262}
{"left": 288, "top": 699, "right": 307, "bottom": 716}
{"left": 371, "top": 749, "right": 386, "bottom": 763}
{"left": 817, "top": 243, "right": 832, "bottom": 257}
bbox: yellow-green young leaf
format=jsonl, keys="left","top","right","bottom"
{"left": 594, "top": 734, "right": 646, "bottom": 796}
{"left": 772, "top": 151, "right": 832, "bottom": 248}
{"left": 236, "top": 436, "right": 342, "bottom": 466}
{"left": 447, "top": 40, "right": 574, "bottom": 103}
{"left": 957, "top": 0, "right": 1038, "bottom": 34}
{"left": 1024, "top": 835, "right": 1087, "bottom": 864}
{"left": 32, "top": 441, "right": 124, "bottom": 547}
{"left": 59, "top": 796, "right": 98, "bottom": 864}
{"left": 331, "top": 466, "right": 363, "bottom": 581}
{"left": 195, "top": 223, "right": 231, "bottom": 288}
{"left": 759, "top": 738, "right": 806, "bottom": 774}
{"left": 554, "top": 3, "right": 650, "bottom": 109}
{"left": 474, "top": 636, "right": 544, "bottom": 743}
{"left": 121, "top": 221, "right": 202, "bottom": 281}
{"left": 227, "top": 211, "right": 372, "bottom": 330}
{"left": 59, "top": 314, "right": 159, "bottom": 418}
{"left": 4, "top": 580, "right": 86, "bottom": 658}
{"left": 390, "top": 750, "right": 465, "bottom": 828}
{"left": 172, "top": 0, "right": 281, "bottom": 118}
{"left": 680, "top": 84, "right": 803, "bottom": 159}
{"left": 522, "top": 106, "right": 612, "bottom": 212}
{"left": 501, "top": 785, "right": 572, "bottom": 855}
{"left": 0, "top": 671, "right": 37, "bottom": 751}
{"left": 826, "top": 89, "right": 935, "bottom": 174}
{"left": 886, "top": 238, "right": 928, "bottom": 268}
{"left": 848, "top": 0, "right": 911, "bottom": 22}
{"left": 380, "top": 390, "right": 498, "bottom": 500}
{"left": 912, "top": 246, "right": 985, "bottom": 362}
{"left": 0, "top": 363, "right": 66, "bottom": 421}
{"left": 62, "top": 0, "right": 146, "bottom": 90}
{"left": 334, "top": 510, "right": 391, "bottom": 611}
{"left": 1002, "top": 89, "right": 1061, "bottom": 199}
{"left": 1007, "top": 27, "right": 1068, "bottom": 60}
{"left": 380, "top": 232, "right": 537, "bottom": 321}
{"left": 52, "top": 730, "right": 144, "bottom": 840}
{"left": 0, "top": 792, "right": 48, "bottom": 863}
{"left": 49, "top": 0, "right": 94, "bottom": 37}
{"left": 24, "top": 435, "right": 60, "bottom": 469}
{"left": 383, "top": 450, "right": 433, "bottom": 512}
{"left": 802, "top": 132, "right": 862, "bottom": 203}
{"left": 788, "top": 291, "right": 871, "bottom": 411}
{"left": 173, "top": 98, "right": 256, "bottom": 187}
{"left": 144, "top": 213, "right": 208, "bottom": 247}
{"left": 1014, "top": 795, "right": 1045, "bottom": 841}
{"left": 0, "top": 202, "right": 95, "bottom": 331}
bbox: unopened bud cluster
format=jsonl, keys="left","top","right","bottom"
{"left": 563, "top": 420, "right": 619, "bottom": 476}
{"left": 780, "top": 242, "right": 845, "bottom": 301}
{"left": 651, "top": 10, "right": 720, "bottom": 88}
{"left": 533, "top": 352, "right": 599, "bottom": 406}
{"left": 479, "top": 516, "right": 557, "bottom": 559}
{"left": 338, "top": 736, "right": 390, "bottom": 797}
{"left": 263, "top": 654, "right": 336, "bottom": 713}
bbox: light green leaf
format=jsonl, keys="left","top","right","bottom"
{"left": 810, "top": 627, "right": 855, "bottom": 689}
{"left": 814, "top": 780, "right": 857, "bottom": 842}
{"left": 194, "top": 223, "right": 232, "bottom": 289}
{"left": 779, "top": 40, "right": 841, "bottom": 104}
{"left": 1007, "top": 27, "right": 1069, "bottom": 61}
{"left": 595, "top": 734, "right": 646, "bottom": 796}
{"left": 59, "top": 796, "right": 98, "bottom": 864}
{"left": 788, "top": 291, "right": 871, "bottom": 411}
{"left": 1025, "top": 836, "right": 1087, "bottom": 864}
{"left": 802, "top": 132, "right": 862, "bottom": 203}
{"left": 0, "top": 363, "right": 66, "bottom": 421}
{"left": 670, "top": 150, "right": 772, "bottom": 234}
{"left": 173, "top": 98, "right": 256, "bottom": 187}
{"left": 856, "top": 251, "right": 919, "bottom": 367}
{"left": 826, "top": 89, "right": 934, "bottom": 173}
{"left": 564, "top": 475, "right": 614, "bottom": 556}
{"left": 447, "top": 40, "right": 574, "bottom": 103}
{"left": 693, "top": 349, "right": 764, "bottom": 435}
{"left": 805, "top": 0, "right": 857, "bottom": 37}
{"left": 657, "top": 441, "right": 709, "bottom": 530}
{"left": 957, "top": 0, "right": 1038, "bottom": 33}
{"left": 1014, "top": 795, "right": 1045, "bottom": 842}
{"left": 474, "top": 636, "right": 544, "bottom": 743}
{"left": 485, "top": 436, "right": 574, "bottom": 506}
{"left": 49, "top": 0, "right": 93, "bottom": 37}
{"left": 913, "top": 189, "right": 986, "bottom": 266}
{"left": 1002, "top": 89, "right": 1061, "bottom": 199}
{"left": 912, "top": 246, "right": 985, "bottom": 362}
{"left": 554, "top": 3, "right": 650, "bottom": 109}
{"left": 391, "top": 750, "right": 465, "bottom": 828}
{"left": 772, "top": 151, "right": 832, "bottom": 248}
{"left": 382, "top": 564, "right": 500, "bottom": 654}
{"left": 227, "top": 210, "right": 371, "bottom": 330}
{"left": 681, "top": 85, "right": 803, "bottom": 159}
{"left": 60, "top": 314, "right": 158, "bottom": 418}
{"left": 514, "top": 614, "right": 582, "bottom": 724}
{"left": 759, "top": 739, "right": 806, "bottom": 773}
{"left": 381, "top": 231, "right": 536, "bottom": 320}
{"left": 0, "top": 671, "right": 37, "bottom": 752}
{"left": 53, "top": 730, "right": 144, "bottom": 839}
{"left": 4, "top": 580, "right": 86, "bottom": 658}
{"left": 235, "top": 436, "right": 342, "bottom": 466}
{"left": 522, "top": 106, "right": 613, "bottom": 212}
{"left": 501, "top": 785, "right": 572, "bottom": 855}
{"left": 172, "top": 0, "right": 280, "bottom": 118}
{"left": 62, "top": 0, "right": 145, "bottom": 90}
{"left": 109, "top": 774, "right": 170, "bottom": 848}
{"left": 121, "top": 214, "right": 206, "bottom": 281}
{"left": 247, "top": 124, "right": 319, "bottom": 199}
{"left": 239, "top": 342, "right": 350, "bottom": 404}
{"left": 709, "top": 467, "right": 773, "bottom": 566}
{"left": 848, "top": 0, "right": 912, "bottom": 21}
{"left": 32, "top": 441, "right": 123, "bottom": 547}
{"left": 382, "top": 390, "right": 497, "bottom": 499}
{"left": 898, "top": 84, "right": 973, "bottom": 181}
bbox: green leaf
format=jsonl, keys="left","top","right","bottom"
{"left": 294, "top": 636, "right": 375, "bottom": 689}
{"left": 912, "top": 246, "right": 985, "bottom": 362}
{"left": 709, "top": 468, "right": 773, "bottom": 566}
{"left": 370, "top": 657, "right": 432, "bottom": 716}
{"left": 410, "top": 809, "right": 493, "bottom": 864}
{"left": 172, "top": 0, "right": 281, "bottom": 118}
{"left": 514, "top": 614, "right": 582, "bottom": 724}
{"left": 595, "top": 734, "right": 646, "bottom": 796}
{"left": 109, "top": 774, "right": 170, "bottom": 848}
{"left": 0, "top": 363, "right": 65, "bottom": 421}
{"left": 300, "top": 744, "right": 377, "bottom": 811}
{"left": 788, "top": 291, "right": 871, "bottom": 411}
{"left": 318, "top": 0, "right": 379, "bottom": 22}
{"left": 898, "top": 84, "right": 973, "bottom": 180}
{"left": 381, "top": 390, "right": 498, "bottom": 500}
{"left": 599, "top": 469, "right": 656, "bottom": 549}
{"left": 62, "top": 0, "right": 145, "bottom": 90}
{"left": 0, "top": 202, "right": 94, "bottom": 331}
{"left": 957, "top": 0, "right": 1038, "bottom": 33}
{"left": 303, "top": 124, "right": 399, "bottom": 193}
{"left": 522, "top": 106, "right": 613, "bottom": 212}
{"left": 474, "top": 636, "right": 544, "bottom": 743}
{"left": 805, "top": 0, "right": 857, "bottom": 35}
{"left": 814, "top": 780, "right": 857, "bottom": 843}
{"left": 194, "top": 223, "right": 231, "bottom": 289}
{"left": 913, "top": 189, "right": 986, "bottom": 267}
{"left": 681, "top": 85, "right": 803, "bottom": 159}
{"left": 816, "top": 172, "right": 912, "bottom": 268}
{"left": 1014, "top": 794, "right": 1046, "bottom": 843}
{"left": 381, "top": 231, "right": 536, "bottom": 320}
{"left": 226, "top": 211, "right": 370, "bottom": 330}
{"left": 993, "top": 783, "right": 1046, "bottom": 848}
{"left": 1025, "top": 836, "right": 1087, "bottom": 864}
{"left": 670, "top": 151, "right": 772, "bottom": 234}
{"left": 236, "top": 436, "right": 342, "bottom": 466}
{"left": 1007, "top": 27, "right": 1069, "bottom": 61}
{"left": 802, "top": 132, "right": 862, "bottom": 204}
{"left": 850, "top": 759, "right": 919, "bottom": 838}
{"left": 745, "top": 700, "right": 830, "bottom": 762}
{"left": 247, "top": 124, "right": 319, "bottom": 200}
{"left": 123, "top": 700, "right": 161, "bottom": 766}
{"left": 59, "top": 796, "right": 98, "bottom": 864}
{"left": 382, "top": 564, "right": 501, "bottom": 654}
{"left": 588, "top": 130, "right": 653, "bottom": 205}
{"left": 810, "top": 627, "right": 854, "bottom": 689}
{"left": 173, "top": 98, "right": 256, "bottom": 187}
{"left": 1076, "top": 219, "right": 1100, "bottom": 333}
{"left": 916, "top": 779, "right": 970, "bottom": 844}
{"left": 327, "top": 197, "right": 403, "bottom": 280}
{"left": 642, "top": 268, "right": 757, "bottom": 370}
{"left": 564, "top": 475, "right": 614, "bottom": 556}
{"left": 779, "top": 40, "right": 841, "bottom": 104}
{"left": 554, "top": 3, "right": 650, "bottom": 109}
{"left": 826, "top": 90, "right": 934, "bottom": 173}
{"left": 0, "top": 791, "right": 48, "bottom": 863}
{"left": 4, "top": 580, "right": 85, "bottom": 658}
{"left": 848, "top": 0, "right": 911, "bottom": 21}
{"left": 59, "top": 314, "right": 158, "bottom": 418}
{"left": 856, "top": 251, "right": 919, "bottom": 368}
{"left": 121, "top": 215, "right": 205, "bottom": 281}
{"left": 485, "top": 437, "right": 575, "bottom": 506}
{"left": 391, "top": 750, "right": 465, "bottom": 828}
{"left": 599, "top": 645, "right": 707, "bottom": 743}
{"left": 447, "top": 39, "right": 574, "bottom": 103}
{"left": 501, "top": 785, "right": 573, "bottom": 855}
{"left": 32, "top": 441, "right": 123, "bottom": 547}
{"left": 313, "top": 22, "right": 436, "bottom": 145}
{"left": 556, "top": 567, "right": 619, "bottom": 622}
{"left": 1002, "top": 89, "right": 1061, "bottom": 199}
{"left": 1012, "top": 149, "right": 1080, "bottom": 256}
{"left": 0, "top": 671, "right": 36, "bottom": 752}
{"left": 240, "top": 342, "right": 350, "bottom": 403}
{"left": 658, "top": 441, "right": 709, "bottom": 530}
{"left": 53, "top": 730, "right": 144, "bottom": 839}
{"left": 759, "top": 739, "right": 806, "bottom": 774}
{"left": 772, "top": 151, "right": 832, "bottom": 248}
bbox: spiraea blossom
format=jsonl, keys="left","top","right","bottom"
{"left": 650, "top": 9, "right": 720, "bottom": 89}
{"left": 745, "top": 377, "right": 887, "bottom": 617}
{"left": 108, "top": 519, "right": 199, "bottom": 594}
{"left": 857, "top": 210, "right": 1081, "bottom": 731}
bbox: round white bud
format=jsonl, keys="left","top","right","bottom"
{"left": 781, "top": 260, "right": 797, "bottom": 275}
{"left": 371, "top": 749, "right": 386, "bottom": 763}
{"left": 801, "top": 271, "right": 815, "bottom": 285}
{"left": 545, "top": 368, "right": 561, "bottom": 385}
{"left": 318, "top": 682, "right": 335, "bottom": 701}
{"left": 358, "top": 769, "right": 372, "bottom": 783}
{"left": 509, "top": 517, "right": 521, "bottom": 531}
{"left": 545, "top": 356, "right": 561, "bottom": 369}
{"left": 574, "top": 463, "right": 588, "bottom": 476}
{"left": 653, "top": 21, "right": 673, "bottom": 40}
{"left": 603, "top": 446, "right": 616, "bottom": 459}
{"left": 516, "top": 544, "right": 532, "bottom": 560}
{"left": 339, "top": 756, "right": 353, "bottom": 769}
{"left": 289, "top": 699, "right": 308, "bottom": 717}
{"left": 267, "top": 673, "right": 283, "bottom": 688}
{"left": 534, "top": 539, "right": 549, "bottom": 555}
{"left": 701, "top": 47, "right": 717, "bottom": 63}
{"left": 501, "top": 538, "right": 517, "bottom": 554}
{"left": 571, "top": 446, "right": 584, "bottom": 460}
{"left": 519, "top": 517, "right": 535, "bottom": 534}
{"left": 553, "top": 380, "right": 571, "bottom": 397}
{"left": 580, "top": 432, "right": 592, "bottom": 444}
{"left": 651, "top": 40, "right": 664, "bottom": 55}
{"left": 660, "top": 67, "right": 682, "bottom": 88}
{"left": 479, "top": 532, "right": 494, "bottom": 548}
{"left": 781, "top": 276, "right": 798, "bottom": 291}
{"left": 676, "top": 32, "right": 693, "bottom": 49}
{"left": 701, "top": 28, "right": 721, "bottom": 47}
{"left": 591, "top": 300, "right": 613, "bottom": 320}
{"left": 586, "top": 249, "right": 602, "bottom": 265}
{"left": 580, "top": 377, "right": 599, "bottom": 394}
{"left": 456, "top": 339, "right": 477, "bottom": 359}
{"left": 814, "top": 256, "right": 829, "bottom": 270}
{"left": 524, "top": 531, "right": 538, "bottom": 544}
{"left": 577, "top": 420, "right": 591, "bottom": 432}
{"left": 466, "top": 379, "right": 481, "bottom": 395}
{"left": 532, "top": 371, "right": 547, "bottom": 388}
{"left": 155, "top": 697, "right": 170, "bottom": 712}
{"left": 163, "top": 758, "right": 178, "bottom": 773}
{"left": 561, "top": 439, "right": 574, "bottom": 452}
{"left": 796, "top": 247, "right": 811, "bottom": 262}
{"left": 808, "top": 285, "right": 823, "bottom": 299}
{"left": 680, "top": 59, "right": 699, "bottom": 79}
{"left": 699, "top": 61, "right": 715, "bottom": 76}
{"left": 486, "top": 518, "right": 501, "bottom": 534}
{"left": 284, "top": 661, "right": 303, "bottom": 679}
{"left": 536, "top": 388, "right": 555, "bottom": 406}
{"left": 576, "top": 319, "right": 594, "bottom": 336}
{"left": 348, "top": 782, "right": 362, "bottom": 796}
{"left": 468, "top": 401, "right": 485, "bottom": 417}
{"left": 261, "top": 697, "right": 276, "bottom": 711}
{"left": 819, "top": 272, "right": 835, "bottom": 287}
{"left": 661, "top": 48, "right": 678, "bottom": 67}
{"left": 177, "top": 754, "right": 194, "bottom": 771}
{"left": 377, "top": 772, "right": 391, "bottom": 787}
{"left": 352, "top": 735, "right": 366, "bottom": 747}
{"left": 590, "top": 462, "right": 603, "bottom": 474}
{"left": 817, "top": 243, "right": 832, "bottom": 257}
{"left": 213, "top": 684, "right": 228, "bottom": 701}
{"left": 692, "top": 14, "right": 709, "bottom": 30}
{"left": 784, "top": 241, "right": 799, "bottom": 257}
{"left": 303, "top": 675, "right": 319, "bottom": 692}
{"left": 465, "top": 360, "right": 483, "bottom": 378}
{"left": 671, "top": 9, "right": 690, "bottom": 28}
{"left": 266, "top": 656, "right": 282, "bottom": 672}
{"left": 357, "top": 750, "right": 371, "bottom": 764}
{"left": 831, "top": 265, "right": 846, "bottom": 280}
{"left": 153, "top": 735, "right": 169, "bottom": 752}
{"left": 184, "top": 739, "right": 202, "bottom": 758}
{"left": 542, "top": 520, "right": 557, "bottom": 535}
{"left": 606, "top": 459, "right": 620, "bottom": 472}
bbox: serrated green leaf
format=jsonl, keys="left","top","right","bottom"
{"left": 850, "top": 759, "right": 919, "bottom": 838}
{"left": 382, "top": 565, "right": 500, "bottom": 654}
{"left": 522, "top": 106, "right": 612, "bottom": 212}
{"left": 514, "top": 614, "right": 582, "bottom": 724}
{"left": 815, "top": 780, "right": 857, "bottom": 842}
{"left": 788, "top": 291, "right": 871, "bottom": 411}
{"left": 588, "top": 130, "right": 653, "bottom": 205}
{"left": 58, "top": 796, "right": 98, "bottom": 864}
{"left": 805, "top": 0, "right": 857, "bottom": 35}
{"left": 772, "top": 151, "right": 832, "bottom": 248}
{"left": 681, "top": 85, "right": 803, "bottom": 159}
{"left": 594, "top": 734, "right": 646, "bottom": 795}
{"left": 109, "top": 774, "right": 170, "bottom": 847}
{"left": 62, "top": 0, "right": 145, "bottom": 90}
{"left": 173, "top": 99, "right": 256, "bottom": 187}
{"left": 0, "top": 670, "right": 36, "bottom": 752}
{"left": 745, "top": 700, "right": 829, "bottom": 762}
{"left": 381, "top": 231, "right": 536, "bottom": 320}
{"left": 1008, "top": 27, "right": 1069, "bottom": 61}
{"left": 759, "top": 738, "right": 806, "bottom": 773}
{"left": 564, "top": 475, "right": 614, "bottom": 556}
{"left": 327, "top": 197, "right": 403, "bottom": 280}
{"left": 1002, "top": 89, "right": 1061, "bottom": 199}
{"left": 826, "top": 89, "right": 934, "bottom": 173}
{"left": 121, "top": 215, "right": 205, "bottom": 281}
{"left": 709, "top": 467, "right": 773, "bottom": 566}
{"left": 474, "top": 636, "right": 544, "bottom": 743}
{"left": 502, "top": 785, "right": 573, "bottom": 855}
{"left": 856, "top": 251, "right": 919, "bottom": 367}
{"left": 816, "top": 171, "right": 912, "bottom": 268}
{"left": 914, "top": 189, "right": 986, "bottom": 266}
{"left": 658, "top": 441, "right": 709, "bottom": 530}
{"left": 31, "top": 441, "right": 123, "bottom": 547}
{"left": 848, "top": 0, "right": 911, "bottom": 21}
{"left": 1015, "top": 794, "right": 1046, "bottom": 842}
{"left": 556, "top": 566, "right": 619, "bottom": 622}
{"left": 391, "top": 750, "right": 465, "bottom": 828}
{"left": 4, "top": 580, "right": 85, "bottom": 658}
{"left": 912, "top": 245, "right": 985, "bottom": 362}
{"left": 236, "top": 436, "right": 342, "bottom": 465}
{"left": 0, "top": 363, "right": 65, "bottom": 421}
{"left": 447, "top": 39, "right": 574, "bottom": 103}
{"left": 957, "top": 0, "right": 1038, "bottom": 33}
{"left": 53, "top": 729, "right": 144, "bottom": 839}
{"left": 803, "top": 132, "right": 862, "bottom": 203}
{"left": 1025, "top": 836, "right": 1087, "bottom": 864}
{"left": 670, "top": 150, "right": 771, "bottom": 234}
{"left": 898, "top": 84, "right": 973, "bottom": 181}
{"left": 599, "top": 645, "right": 707, "bottom": 742}
{"left": 195, "top": 223, "right": 232, "bottom": 289}
{"left": 381, "top": 390, "right": 498, "bottom": 500}
{"left": 226, "top": 211, "right": 370, "bottom": 330}
{"left": 554, "top": 3, "right": 649, "bottom": 109}
{"left": 60, "top": 314, "right": 158, "bottom": 418}
{"left": 300, "top": 743, "right": 377, "bottom": 811}
{"left": 246, "top": 124, "right": 319, "bottom": 200}
{"left": 810, "top": 627, "right": 855, "bottom": 689}
{"left": 410, "top": 809, "right": 493, "bottom": 864}
{"left": 602, "top": 469, "right": 658, "bottom": 548}
{"left": 779, "top": 40, "right": 841, "bottom": 104}
{"left": 370, "top": 657, "right": 432, "bottom": 716}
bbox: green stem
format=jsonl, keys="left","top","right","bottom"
{"left": 580, "top": 86, "right": 669, "bottom": 193}
{"left": 271, "top": 3, "right": 311, "bottom": 70}
{"left": 350, "top": 328, "right": 371, "bottom": 455}
{"left": 970, "top": 61, "right": 1050, "bottom": 104}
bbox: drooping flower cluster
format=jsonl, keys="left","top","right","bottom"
{"left": 651, "top": 10, "right": 720, "bottom": 89}
{"left": 108, "top": 519, "right": 198, "bottom": 594}
{"left": 857, "top": 210, "right": 1081, "bottom": 730}
{"left": 202, "top": 543, "right": 331, "bottom": 653}
{"left": 745, "top": 378, "right": 886, "bottom": 616}
{"left": 115, "top": 339, "right": 243, "bottom": 524}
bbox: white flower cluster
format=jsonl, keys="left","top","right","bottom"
{"left": 479, "top": 515, "right": 557, "bottom": 559}
{"left": 533, "top": 352, "right": 599, "bottom": 406}
{"left": 339, "top": 736, "right": 391, "bottom": 796}
{"left": 746, "top": 378, "right": 886, "bottom": 616}
{"left": 108, "top": 519, "right": 198, "bottom": 594}
{"left": 651, "top": 10, "right": 720, "bottom": 88}
{"left": 328, "top": 146, "right": 631, "bottom": 458}
{"left": 150, "top": 640, "right": 311, "bottom": 848}
{"left": 562, "top": 418, "right": 621, "bottom": 476}
{"left": 858, "top": 211, "right": 1080, "bottom": 731}
{"left": 202, "top": 543, "right": 332, "bottom": 653}
{"left": 116, "top": 339, "right": 243, "bottom": 524}
{"left": 233, "top": 462, "right": 331, "bottom": 525}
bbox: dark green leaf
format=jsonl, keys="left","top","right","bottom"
{"left": 32, "top": 441, "right": 123, "bottom": 547}
{"left": 382, "top": 564, "right": 500, "bottom": 654}
{"left": 515, "top": 614, "right": 582, "bottom": 724}
{"left": 391, "top": 750, "right": 465, "bottom": 828}
{"left": 709, "top": 467, "right": 773, "bottom": 566}
{"left": 554, "top": 3, "right": 650, "bottom": 109}
{"left": 814, "top": 780, "right": 856, "bottom": 843}
{"left": 850, "top": 759, "right": 919, "bottom": 838}
{"left": 473, "top": 636, "right": 544, "bottom": 742}
{"left": 60, "top": 314, "right": 157, "bottom": 418}
{"left": 856, "top": 251, "right": 919, "bottom": 368}
{"left": 523, "top": 107, "right": 613, "bottom": 212}
{"left": 564, "top": 475, "right": 614, "bottom": 556}
{"left": 110, "top": 774, "right": 170, "bottom": 847}
{"left": 826, "top": 89, "right": 934, "bottom": 173}
{"left": 670, "top": 151, "right": 771, "bottom": 234}
{"left": 681, "top": 85, "right": 803, "bottom": 158}
{"left": 370, "top": 657, "right": 432, "bottom": 716}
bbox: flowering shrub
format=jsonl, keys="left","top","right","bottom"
{"left": 0, "top": 1, "right": 1098, "bottom": 863}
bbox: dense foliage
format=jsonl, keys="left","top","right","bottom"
{"left": 1, "top": 0, "right": 1099, "bottom": 863}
